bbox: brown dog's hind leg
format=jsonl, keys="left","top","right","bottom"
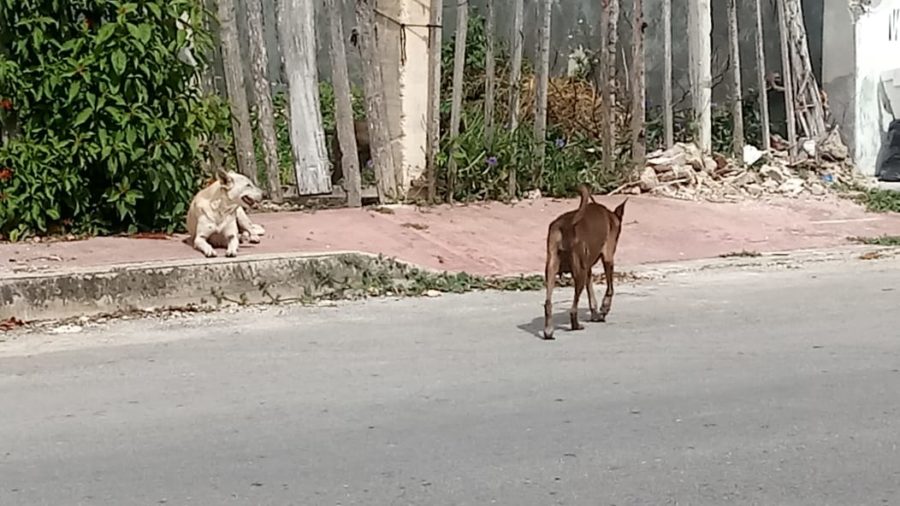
{"left": 586, "top": 267, "right": 604, "bottom": 322}
{"left": 598, "top": 257, "right": 615, "bottom": 321}
{"left": 569, "top": 259, "right": 586, "bottom": 332}
{"left": 543, "top": 247, "right": 561, "bottom": 340}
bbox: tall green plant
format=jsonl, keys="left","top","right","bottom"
{"left": 0, "top": 0, "right": 229, "bottom": 240}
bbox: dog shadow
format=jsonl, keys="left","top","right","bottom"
{"left": 517, "top": 309, "right": 601, "bottom": 340}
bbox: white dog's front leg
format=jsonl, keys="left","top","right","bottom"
{"left": 236, "top": 207, "right": 264, "bottom": 243}
{"left": 193, "top": 234, "right": 217, "bottom": 258}
{"left": 224, "top": 222, "right": 240, "bottom": 257}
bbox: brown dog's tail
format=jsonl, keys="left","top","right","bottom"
{"left": 572, "top": 184, "right": 594, "bottom": 224}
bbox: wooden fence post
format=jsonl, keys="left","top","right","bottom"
{"left": 630, "top": 0, "right": 646, "bottom": 168}
{"left": 687, "top": 0, "right": 712, "bottom": 152}
{"left": 327, "top": 0, "right": 362, "bottom": 207}
{"left": 662, "top": 0, "right": 673, "bottom": 149}
{"left": 532, "top": 0, "right": 552, "bottom": 186}
{"left": 753, "top": 0, "right": 771, "bottom": 151}
{"left": 484, "top": 0, "right": 496, "bottom": 150}
{"left": 355, "top": 0, "right": 398, "bottom": 202}
{"left": 446, "top": 0, "right": 469, "bottom": 203}
{"left": 425, "top": 0, "right": 443, "bottom": 204}
{"left": 246, "top": 0, "right": 283, "bottom": 202}
{"left": 507, "top": 0, "right": 525, "bottom": 199}
{"left": 601, "top": 0, "right": 620, "bottom": 172}
{"left": 280, "top": 0, "right": 332, "bottom": 195}
{"left": 775, "top": 0, "right": 797, "bottom": 157}
{"left": 727, "top": 0, "right": 744, "bottom": 159}
{"left": 216, "top": 0, "right": 258, "bottom": 182}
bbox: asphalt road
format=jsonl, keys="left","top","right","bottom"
{"left": 2, "top": 259, "right": 900, "bottom": 505}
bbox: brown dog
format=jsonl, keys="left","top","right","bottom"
{"left": 543, "top": 184, "right": 627, "bottom": 340}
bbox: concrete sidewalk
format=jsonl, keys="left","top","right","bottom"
{"left": 3, "top": 194, "right": 900, "bottom": 278}
{"left": 3, "top": 194, "right": 900, "bottom": 321}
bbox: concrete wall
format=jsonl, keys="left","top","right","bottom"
{"left": 822, "top": 0, "right": 857, "bottom": 160}
{"left": 850, "top": 0, "right": 900, "bottom": 176}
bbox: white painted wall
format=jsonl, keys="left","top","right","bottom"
{"left": 854, "top": 0, "right": 900, "bottom": 176}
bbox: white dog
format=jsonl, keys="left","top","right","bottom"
{"left": 186, "top": 169, "right": 266, "bottom": 257}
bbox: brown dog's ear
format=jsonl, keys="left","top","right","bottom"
{"left": 614, "top": 198, "right": 627, "bottom": 219}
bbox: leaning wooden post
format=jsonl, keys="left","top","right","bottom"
{"left": 630, "top": 0, "right": 646, "bottom": 168}
{"left": 216, "top": 0, "right": 258, "bottom": 182}
{"left": 280, "top": 0, "right": 332, "bottom": 194}
{"left": 662, "top": 0, "right": 673, "bottom": 148}
{"left": 727, "top": 0, "right": 744, "bottom": 160}
{"left": 687, "top": 0, "right": 712, "bottom": 152}
{"left": 327, "top": 0, "right": 361, "bottom": 207}
{"left": 246, "top": 0, "right": 283, "bottom": 202}
{"left": 775, "top": 0, "right": 797, "bottom": 157}
{"left": 447, "top": 0, "right": 469, "bottom": 203}
{"left": 753, "top": 0, "right": 771, "bottom": 151}
{"left": 601, "top": 0, "right": 620, "bottom": 172}
{"left": 484, "top": 0, "right": 497, "bottom": 150}
{"left": 355, "top": 0, "right": 397, "bottom": 202}
{"left": 532, "top": 0, "right": 552, "bottom": 185}
{"left": 507, "top": 0, "right": 525, "bottom": 198}
{"left": 425, "top": 0, "right": 443, "bottom": 203}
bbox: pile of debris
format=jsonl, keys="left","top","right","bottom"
{"left": 621, "top": 131, "right": 867, "bottom": 202}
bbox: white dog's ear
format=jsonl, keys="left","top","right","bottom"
{"left": 215, "top": 168, "right": 232, "bottom": 188}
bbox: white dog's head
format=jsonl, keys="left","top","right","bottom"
{"left": 216, "top": 169, "right": 264, "bottom": 208}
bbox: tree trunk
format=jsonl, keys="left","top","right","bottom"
{"left": 776, "top": 0, "right": 797, "bottom": 157}
{"left": 246, "top": 0, "right": 283, "bottom": 202}
{"left": 753, "top": 0, "right": 771, "bottom": 151}
{"left": 727, "top": 0, "right": 744, "bottom": 160}
{"left": 601, "top": 0, "right": 619, "bottom": 173}
{"left": 280, "top": 0, "right": 331, "bottom": 195}
{"left": 507, "top": 0, "right": 525, "bottom": 198}
{"left": 532, "top": 0, "right": 552, "bottom": 186}
{"left": 327, "top": 0, "right": 361, "bottom": 207}
{"left": 216, "top": 0, "right": 258, "bottom": 183}
{"left": 425, "top": 0, "right": 443, "bottom": 203}
{"left": 447, "top": 0, "right": 469, "bottom": 203}
{"left": 355, "top": 0, "right": 397, "bottom": 202}
{"left": 630, "top": 0, "right": 646, "bottom": 168}
{"left": 484, "top": 0, "right": 496, "bottom": 149}
{"left": 662, "top": 0, "right": 673, "bottom": 149}
{"left": 687, "top": 0, "right": 712, "bottom": 152}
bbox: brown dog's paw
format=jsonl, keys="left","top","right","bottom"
{"left": 542, "top": 331, "right": 556, "bottom": 340}
{"left": 590, "top": 312, "right": 606, "bottom": 323}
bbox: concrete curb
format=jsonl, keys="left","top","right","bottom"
{"left": 1, "top": 246, "right": 897, "bottom": 322}
{"left": 0, "top": 252, "right": 435, "bottom": 322}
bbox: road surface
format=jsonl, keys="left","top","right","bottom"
{"left": 2, "top": 259, "right": 900, "bottom": 505}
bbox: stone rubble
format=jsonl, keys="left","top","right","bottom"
{"left": 622, "top": 131, "right": 869, "bottom": 203}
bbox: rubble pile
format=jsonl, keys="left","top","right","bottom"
{"left": 623, "top": 131, "right": 867, "bottom": 203}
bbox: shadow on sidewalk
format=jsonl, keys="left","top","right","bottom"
{"left": 517, "top": 309, "right": 602, "bottom": 340}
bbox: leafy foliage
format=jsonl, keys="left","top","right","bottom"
{"left": 852, "top": 187, "right": 900, "bottom": 213}
{"left": 434, "top": 12, "right": 619, "bottom": 200}
{"left": 436, "top": 106, "right": 623, "bottom": 201}
{"left": 0, "top": 0, "right": 229, "bottom": 240}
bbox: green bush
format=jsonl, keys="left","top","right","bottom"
{"left": 0, "top": 0, "right": 229, "bottom": 240}
{"left": 437, "top": 106, "right": 624, "bottom": 201}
